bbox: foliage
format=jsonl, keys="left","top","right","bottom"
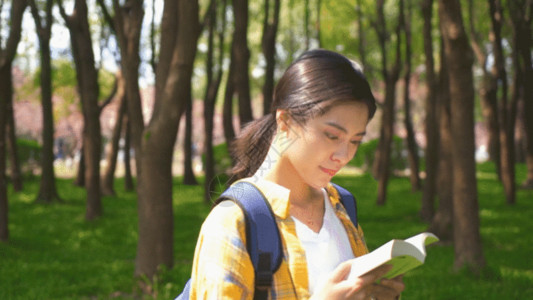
{"left": 348, "top": 136, "right": 407, "bottom": 172}
{"left": 10, "top": 139, "right": 42, "bottom": 171}
{"left": 202, "top": 142, "right": 233, "bottom": 176}
{"left": 1, "top": 162, "right": 532, "bottom": 299}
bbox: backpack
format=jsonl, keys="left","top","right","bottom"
{"left": 176, "top": 181, "right": 358, "bottom": 300}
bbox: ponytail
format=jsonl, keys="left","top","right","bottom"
{"left": 230, "top": 114, "right": 277, "bottom": 182}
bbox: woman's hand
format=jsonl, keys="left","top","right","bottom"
{"left": 310, "top": 262, "right": 405, "bottom": 300}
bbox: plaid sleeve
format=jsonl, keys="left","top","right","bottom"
{"left": 189, "top": 201, "right": 255, "bottom": 300}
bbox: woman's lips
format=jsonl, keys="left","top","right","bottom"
{"left": 320, "top": 166, "right": 338, "bottom": 176}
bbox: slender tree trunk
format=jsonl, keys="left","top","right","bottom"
{"left": 59, "top": 0, "right": 103, "bottom": 220}
{"left": 183, "top": 95, "right": 198, "bottom": 185}
{"left": 420, "top": 0, "right": 438, "bottom": 221}
{"left": 123, "top": 115, "right": 134, "bottom": 191}
{"left": 261, "top": 0, "right": 280, "bottom": 116}
{"left": 489, "top": 0, "right": 515, "bottom": 204}
{"left": 305, "top": 0, "right": 310, "bottom": 50}
{"left": 30, "top": 0, "right": 61, "bottom": 203}
{"left": 135, "top": 0, "right": 200, "bottom": 281}
{"left": 356, "top": 0, "right": 368, "bottom": 73}
{"left": 233, "top": 0, "right": 253, "bottom": 127}
{"left": 0, "top": 0, "right": 26, "bottom": 242}
{"left": 6, "top": 87, "right": 22, "bottom": 192}
{"left": 401, "top": 0, "right": 420, "bottom": 192}
{"left": 438, "top": 0, "right": 485, "bottom": 272}
{"left": 223, "top": 57, "right": 236, "bottom": 146}
{"left": 75, "top": 145, "right": 85, "bottom": 186}
{"left": 510, "top": 0, "right": 533, "bottom": 188}
{"left": 429, "top": 41, "right": 453, "bottom": 242}
{"left": 102, "top": 73, "right": 126, "bottom": 196}
{"left": 0, "top": 66, "right": 7, "bottom": 241}
{"left": 316, "top": 0, "right": 322, "bottom": 48}
{"left": 203, "top": 0, "right": 226, "bottom": 203}
{"left": 374, "top": 0, "right": 401, "bottom": 206}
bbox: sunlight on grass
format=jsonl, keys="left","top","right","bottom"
{"left": 1, "top": 163, "right": 532, "bottom": 299}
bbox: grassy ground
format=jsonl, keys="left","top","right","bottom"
{"left": 1, "top": 162, "right": 532, "bottom": 299}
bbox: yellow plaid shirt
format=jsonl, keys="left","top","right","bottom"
{"left": 189, "top": 177, "right": 369, "bottom": 299}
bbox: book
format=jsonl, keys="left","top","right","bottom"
{"left": 347, "top": 232, "right": 439, "bottom": 281}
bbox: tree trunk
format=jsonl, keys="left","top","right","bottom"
{"left": 356, "top": 0, "right": 368, "bottom": 73}
{"left": 59, "top": 0, "right": 103, "bottom": 220}
{"left": 316, "top": 0, "right": 322, "bottom": 48}
{"left": 123, "top": 115, "right": 134, "bottom": 191}
{"left": 203, "top": 0, "right": 226, "bottom": 203}
{"left": 183, "top": 95, "right": 198, "bottom": 185}
{"left": 374, "top": 0, "right": 401, "bottom": 206}
{"left": 223, "top": 56, "right": 236, "bottom": 147}
{"left": 0, "top": 65, "right": 7, "bottom": 241}
{"left": 102, "top": 73, "right": 126, "bottom": 196}
{"left": 305, "top": 0, "right": 310, "bottom": 50}
{"left": 510, "top": 0, "right": 533, "bottom": 188}
{"left": 489, "top": 0, "right": 516, "bottom": 204}
{"left": 5, "top": 84, "right": 23, "bottom": 192}
{"left": 438, "top": 0, "right": 485, "bottom": 272}
{"left": 420, "top": 0, "right": 438, "bottom": 222}
{"left": 429, "top": 41, "right": 453, "bottom": 242}
{"left": 401, "top": 0, "right": 421, "bottom": 192}
{"left": 233, "top": 0, "right": 253, "bottom": 127}
{"left": 30, "top": 0, "right": 61, "bottom": 203}
{"left": 261, "top": 0, "right": 280, "bottom": 116}
{"left": 75, "top": 145, "right": 85, "bottom": 186}
{"left": 135, "top": 0, "right": 200, "bottom": 281}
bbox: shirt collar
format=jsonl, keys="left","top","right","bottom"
{"left": 238, "top": 177, "right": 342, "bottom": 220}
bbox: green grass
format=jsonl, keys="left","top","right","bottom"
{"left": 1, "top": 162, "right": 532, "bottom": 299}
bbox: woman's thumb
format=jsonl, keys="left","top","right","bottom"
{"left": 331, "top": 260, "right": 352, "bottom": 282}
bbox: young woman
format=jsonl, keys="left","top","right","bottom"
{"left": 189, "top": 49, "right": 404, "bottom": 299}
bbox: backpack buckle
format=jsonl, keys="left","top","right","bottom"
{"left": 255, "top": 252, "right": 273, "bottom": 290}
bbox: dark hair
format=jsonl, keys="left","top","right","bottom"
{"left": 230, "top": 49, "right": 376, "bottom": 181}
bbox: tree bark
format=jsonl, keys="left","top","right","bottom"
{"left": 420, "top": 0, "right": 438, "bottom": 221}
{"left": 400, "top": 0, "right": 421, "bottom": 192}
{"left": 374, "top": 0, "right": 402, "bottom": 206}
{"left": 203, "top": 0, "right": 226, "bottom": 203}
{"left": 135, "top": 0, "right": 200, "bottom": 281}
{"left": 0, "top": 0, "right": 26, "bottom": 241}
{"left": 223, "top": 56, "right": 236, "bottom": 147}
{"left": 510, "top": 0, "right": 533, "bottom": 188}
{"left": 102, "top": 72, "right": 126, "bottom": 196}
{"left": 438, "top": 0, "right": 485, "bottom": 272}
{"left": 59, "top": 0, "right": 103, "bottom": 220}
{"left": 5, "top": 85, "right": 22, "bottom": 192}
{"left": 489, "top": 0, "right": 516, "bottom": 205}
{"left": 429, "top": 40, "right": 453, "bottom": 242}
{"left": 233, "top": 0, "right": 253, "bottom": 127}
{"left": 261, "top": 0, "right": 280, "bottom": 116}
{"left": 29, "top": 0, "right": 61, "bottom": 203}
{"left": 183, "top": 95, "right": 198, "bottom": 185}
{"left": 123, "top": 114, "right": 134, "bottom": 191}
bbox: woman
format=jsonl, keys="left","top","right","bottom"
{"left": 189, "top": 49, "right": 404, "bottom": 299}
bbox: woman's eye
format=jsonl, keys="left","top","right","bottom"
{"left": 350, "top": 140, "right": 362, "bottom": 146}
{"left": 324, "top": 132, "right": 338, "bottom": 140}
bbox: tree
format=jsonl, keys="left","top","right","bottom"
{"left": 509, "top": 0, "right": 533, "bottom": 188}
{"left": 0, "top": 0, "right": 27, "bottom": 241}
{"left": 420, "top": 0, "right": 438, "bottom": 222}
{"left": 261, "top": 0, "right": 280, "bottom": 116}
{"left": 134, "top": 0, "right": 200, "bottom": 281}
{"left": 102, "top": 72, "right": 126, "bottom": 196}
{"left": 489, "top": 0, "right": 516, "bottom": 205}
{"left": 233, "top": 0, "right": 253, "bottom": 128}
{"left": 372, "top": 0, "right": 402, "bottom": 206}
{"left": 182, "top": 95, "right": 198, "bottom": 185}
{"left": 58, "top": 0, "right": 103, "bottom": 220}
{"left": 29, "top": 0, "right": 61, "bottom": 203}
{"left": 438, "top": 0, "right": 485, "bottom": 271}
{"left": 400, "top": 0, "right": 421, "bottom": 192}
{"left": 203, "top": 0, "right": 227, "bottom": 202}
{"left": 428, "top": 39, "right": 454, "bottom": 242}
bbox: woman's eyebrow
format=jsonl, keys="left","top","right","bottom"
{"left": 325, "top": 121, "right": 366, "bottom": 136}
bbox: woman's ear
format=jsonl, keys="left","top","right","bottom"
{"left": 276, "top": 110, "right": 290, "bottom": 132}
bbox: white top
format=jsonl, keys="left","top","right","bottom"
{"left": 292, "top": 188, "right": 355, "bottom": 295}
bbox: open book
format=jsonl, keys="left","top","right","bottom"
{"left": 347, "top": 232, "right": 439, "bottom": 281}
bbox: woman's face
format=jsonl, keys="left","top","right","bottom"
{"left": 281, "top": 102, "right": 369, "bottom": 189}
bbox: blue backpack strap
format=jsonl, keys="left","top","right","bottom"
{"left": 219, "top": 181, "right": 283, "bottom": 299}
{"left": 330, "top": 182, "right": 358, "bottom": 227}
